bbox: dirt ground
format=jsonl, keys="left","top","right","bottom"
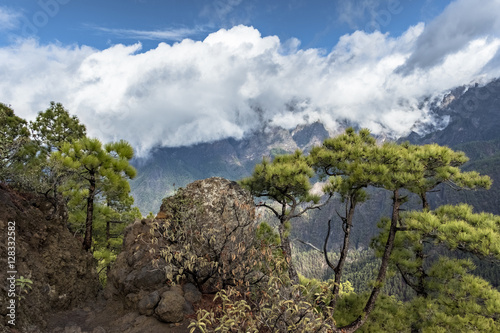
{"left": 44, "top": 295, "right": 194, "bottom": 333}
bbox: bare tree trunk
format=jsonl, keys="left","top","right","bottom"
{"left": 337, "top": 189, "right": 401, "bottom": 333}
{"left": 279, "top": 220, "right": 299, "bottom": 285}
{"left": 83, "top": 171, "right": 95, "bottom": 251}
{"left": 329, "top": 198, "right": 356, "bottom": 310}
{"left": 420, "top": 193, "right": 429, "bottom": 211}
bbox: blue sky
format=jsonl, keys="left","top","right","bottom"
{"left": 1, "top": 0, "right": 500, "bottom": 155}
{"left": 1, "top": 0, "right": 450, "bottom": 50}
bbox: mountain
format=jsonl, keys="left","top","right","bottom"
{"left": 130, "top": 121, "right": 333, "bottom": 215}
{"left": 405, "top": 78, "right": 500, "bottom": 215}
{"left": 300, "top": 78, "right": 500, "bottom": 249}
{"left": 130, "top": 78, "right": 500, "bottom": 248}
{"left": 406, "top": 79, "right": 500, "bottom": 146}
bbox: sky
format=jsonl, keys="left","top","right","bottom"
{"left": 1, "top": 0, "right": 500, "bottom": 156}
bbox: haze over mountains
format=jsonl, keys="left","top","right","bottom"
{"left": 131, "top": 78, "right": 500, "bottom": 221}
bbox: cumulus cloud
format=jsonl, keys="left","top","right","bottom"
{"left": 1, "top": 0, "right": 500, "bottom": 157}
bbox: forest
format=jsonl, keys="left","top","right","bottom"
{"left": 2, "top": 102, "right": 500, "bottom": 332}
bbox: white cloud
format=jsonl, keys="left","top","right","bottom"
{"left": 200, "top": 0, "right": 247, "bottom": 26}
{"left": 1, "top": 1, "right": 500, "bottom": 157}
{"left": 0, "top": 6, "right": 21, "bottom": 31}
{"left": 399, "top": 0, "right": 500, "bottom": 74}
{"left": 336, "top": 0, "right": 384, "bottom": 30}
{"left": 90, "top": 26, "right": 202, "bottom": 41}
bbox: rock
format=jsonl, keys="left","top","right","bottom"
{"left": 155, "top": 291, "right": 185, "bottom": 323}
{"left": 183, "top": 283, "right": 202, "bottom": 304}
{"left": 134, "top": 264, "right": 167, "bottom": 289}
{"left": 125, "top": 293, "right": 141, "bottom": 309}
{"left": 183, "top": 301, "right": 195, "bottom": 315}
{"left": 92, "top": 327, "right": 106, "bottom": 333}
{"left": 102, "top": 177, "right": 255, "bottom": 328}
{"left": 126, "top": 249, "right": 145, "bottom": 267}
{"left": 0, "top": 185, "right": 100, "bottom": 329}
{"left": 169, "top": 284, "right": 184, "bottom": 296}
{"left": 106, "top": 219, "right": 168, "bottom": 297}
{"left": 102, "top": 285, "right": 115, "bottom": 300}
{"left": 157, "top": 177, "right": 256, "bottom": 292}
{"left": 138, "top": 291, "right": 160, "bottom": 316}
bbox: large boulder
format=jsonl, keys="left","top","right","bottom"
{"left": 154, "top": 290, "right": 185, "bottom": 323}
{"left": 157, "top": 177, "right": 257, "bottom": 292}
{"left": 105, "top": 177, "right": 256, "bottom": 324}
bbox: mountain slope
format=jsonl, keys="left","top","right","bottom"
{"left": 406, "top": 79, "right": 500, "bottom": 146}
{"left": 131, "top": 122, "right": 332, "bottom": 214}
{"left": 131, "top": 78, "right": 500, "bottom": 249}
{"left": 406, "top": 78, "right": 500, "bottom": 215}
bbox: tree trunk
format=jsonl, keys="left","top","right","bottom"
{"left": 330, "top": 198, "right": 356, "bottom": 309}
{"left": 83, "top": 171, "right": 95, "bottom": 251}
{"left": 337, "top": 189, "right": 401, "bottom": 332}
{"left": 421, "top": 193, "right": 429, "bottom": 211}
{"left": 415, "top": 247, "right": 428, "bottom": 297}
{"left": 278, "top": 219, "right": 299, "bottom": 285}
{"left": 416, "top": 193, "right": 429, "bottom": 297}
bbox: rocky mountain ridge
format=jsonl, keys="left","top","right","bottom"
{"left": 406, "top": 78, "right": 500, "bottom": 146}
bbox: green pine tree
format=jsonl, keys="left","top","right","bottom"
{"left": 240, "top": 150, "right": 333, "bottom": 284}
{"left": 310, "top": 127, "right": 382, "bottom": 308}
{"left": 53, "top": 138, "right": 137, "bottom": 251}
{"left": 0, "top": 103, "right": 30, "bottom": 183}
{"left": 30, "top": 101, "right": 87, "bottom": 154}
{"left": 25, "top": 102, "right": 87, "bottom": 209}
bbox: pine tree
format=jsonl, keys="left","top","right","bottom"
{"left": 240, "top": 150, "right": 332, "bottom": 284}
{"left": 0, "top": 103, "right": 30, "bottom": 182}
{"left": 53, "top": 138, "right": 136, "bottom": 251}
{"left": 30, "top": 101, "right": 86, "bottom": 154}
{"left": 310, "top": 127, "right": 384, "bottom": 308}
{"left": 406, "top": 143, "right": 491, "bottom": 210}
{"left": 377, "top": 204, "right": 500, "bottom": 332}
{"left": 25, "top": 102, "right": 87, "bottom": 209}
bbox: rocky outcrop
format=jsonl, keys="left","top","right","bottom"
{"left": 159, "top": 177, "right": 256, "bottom": 289}
{"left": 0, "top": 184, "right": 100, "bottom": 331}
{"left": 0, "top": 177, "right": 255, "bottom": 332}
{"left": 105, "top": 177, "right": 256, "bottom": 326}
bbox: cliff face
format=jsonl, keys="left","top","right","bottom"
{"left": 0, "top": 184, "right": 100, "bottom": 331}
